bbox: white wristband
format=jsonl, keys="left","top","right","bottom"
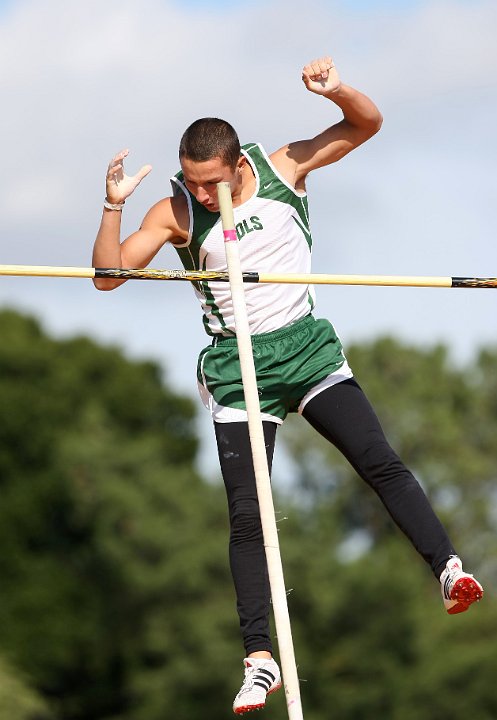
{"left": 103, "top": 199, "right": 125, "bottom": 211}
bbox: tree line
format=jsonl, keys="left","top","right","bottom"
{"left": 0, "top": 309, "right": 495, "bottom": 720}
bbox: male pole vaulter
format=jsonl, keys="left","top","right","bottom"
{"left": 92, "top": 54, "right": 483, "bottom": 715}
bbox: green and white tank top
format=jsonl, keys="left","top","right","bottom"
{"left": 170, "top": 142, "right": 315, "bottom": 336}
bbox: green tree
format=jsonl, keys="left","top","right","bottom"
{"left": 0, "top": 656, "right": 53, "bottom": 720}
{"left": 0, "top": 309, "right": 239, "bottom": 720}
{"left": 280, "top": 337, "right": 497, "bottom": 561}
{"left": 275, "top": 336, "right": 497, "bottom": 720}
{"left": 2, "top": 312, "right": 496, "bottom": 720}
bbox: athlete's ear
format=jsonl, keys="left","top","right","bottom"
{"left": 236, "top": 156, "right": 247, "bottom": 173}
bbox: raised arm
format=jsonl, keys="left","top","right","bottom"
{"left": 92, "top": 149, "right": 187, "bottom": 290}
{"left": 271, "top": 56, "right": 383, "bottom": 190}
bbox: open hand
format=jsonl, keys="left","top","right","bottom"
{"left": 105, "top": 149, "right": 152, "bottom": 204}
{"left": 301, "top": 56, "right": 341, "bottom": 96}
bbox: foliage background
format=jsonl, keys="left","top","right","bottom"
{"left": 0, "top": 309, "right": 495, "bottom": 720}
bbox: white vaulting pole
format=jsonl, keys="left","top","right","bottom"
{"left": 217, "top": 182, "right": 304, "bottom": 720}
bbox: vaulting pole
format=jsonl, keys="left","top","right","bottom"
{"left": 216, "top": 182, "right": 304, "bottom": 720}
{"left": 0, "top": 264, "right": 496, "bottom": 288}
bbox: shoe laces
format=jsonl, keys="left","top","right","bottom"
{"left": 241, "top": 660, "right": 275, "bottom": 693}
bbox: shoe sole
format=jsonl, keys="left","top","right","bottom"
{"left": 446, "top": 576, "right": 484, "bottom": 615}
{"left": 233, "top": 682, "right": 282, "bottom": 715}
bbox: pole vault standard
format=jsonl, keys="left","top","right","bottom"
{"left": 216, "top": 182, "right": 304, "bottom": 720}
{"left": 0, "top": 264, "right": 496, "bottom": 287}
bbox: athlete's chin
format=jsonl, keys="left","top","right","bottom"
{"left": 204, "top": 204, "right": 219, "bottom": 213}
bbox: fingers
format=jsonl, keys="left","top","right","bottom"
{"left": 106, "top": 149, "right": 128, "bottom": 187}
{"left": 108, "top": 148, "right": 129, "bottom": 171}
{"left": 106, "top": 151, "right": 151, "bottom": 183}
{"left": 107, "top": 163, "right": 122, "bottom": 178}
{"left": 135, "top": 164, "right": 153, "bottom": 183}
{"left": 104, "top": 149, "right": 152, "bottom": 204}
{"left": 112, "top": 148, "right": 129, "bottom": 162}
{"left": 302, "top": 56, "right": 334, "bottom": 83}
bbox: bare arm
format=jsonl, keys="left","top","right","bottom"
{"left": 92, "top": 150, "right": 187, "bottom": 290}
{"left": 271, "top": 56, "right": 383, "bottom": 190}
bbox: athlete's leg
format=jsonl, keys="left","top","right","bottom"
{"left": 301, "top": 378, "right": 455, "bottom": 578}
{"left": 215, "top": 420, "right": 277, "bottom": 656}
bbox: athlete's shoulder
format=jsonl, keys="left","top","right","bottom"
{"left": 170, "top": 169, "right": 187, "bottom": 196}
{"left": 242, "top": 142, "right": 287, "bottom": 190}
{"left": 266, "top": 144, "right": 300, "bottom": 186}
{"left": 244, "top": 143, "right": 307, "bottom": 198}
{"left": 141, "top": 194, "right": 189, "bottom": 244}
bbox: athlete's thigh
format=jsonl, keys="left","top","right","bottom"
{"left": 214, "top": 421, "right": 278, "bottom": 500}
{"left": 301, "top": 378, "right": 388, "bottom": 457}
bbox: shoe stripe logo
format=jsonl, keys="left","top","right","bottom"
{"left": 258, "top": 669, "right": 276, "bottom": 682}
{"left": 443, "top": 576, "right": 452, "bottom": 600}
{"left": 252, "top": 669, "right": 275, "bottom": 692}
{"left": 254, "top": 680, "right": 272, "bottom": 691}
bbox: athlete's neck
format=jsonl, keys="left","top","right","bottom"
{"left": 233, "top": 161, "right": 255, "bottom": 207}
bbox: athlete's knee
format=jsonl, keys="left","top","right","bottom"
{"left": 230, "top": 497, "right": 263, "bottom": 544}
{"left": 356, "top": 441, "right": 413, "bottom": 487}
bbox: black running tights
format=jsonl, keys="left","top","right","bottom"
{"left": 214, "top": 378, "right": 455, "bottom": 656}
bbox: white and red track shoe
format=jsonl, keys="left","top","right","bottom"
{"left": 233, "top": 657, "right": 281, "bottom": 715}
{"left": 440, "top": 555, "right": 484, "bottom": 614}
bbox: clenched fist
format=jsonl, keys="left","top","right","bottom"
{"left": 302, "top": 56, "right": 341, "bottom": 96}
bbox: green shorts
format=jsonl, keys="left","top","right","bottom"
{"left": 197, "top": 314, "right": 353, "bottom": 424}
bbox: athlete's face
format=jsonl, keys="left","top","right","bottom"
{"left": 180, "top": 156, "right": 240, "bottom": 212}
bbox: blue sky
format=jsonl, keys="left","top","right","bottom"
{"left": 0, "top": 0, "right": 458, "bottom": 12}
{"left": 0, "top": 0, "right": 495, "bottom": 474}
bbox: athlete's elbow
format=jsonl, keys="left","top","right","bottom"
{"left": 372, "top": 110, "right": 383, "bottom": 134}
{"left": 365, "top": 109, "right": 383, "bottom": 137}
{"left": 349, "top": 111, "right": 383, "bottom": 148}
{"left": 356, "top": 113, "right": 383, "bottom": 147}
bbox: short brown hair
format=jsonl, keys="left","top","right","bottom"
{"left": 179, "top": 118, "right": 241, "bottom": 170}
